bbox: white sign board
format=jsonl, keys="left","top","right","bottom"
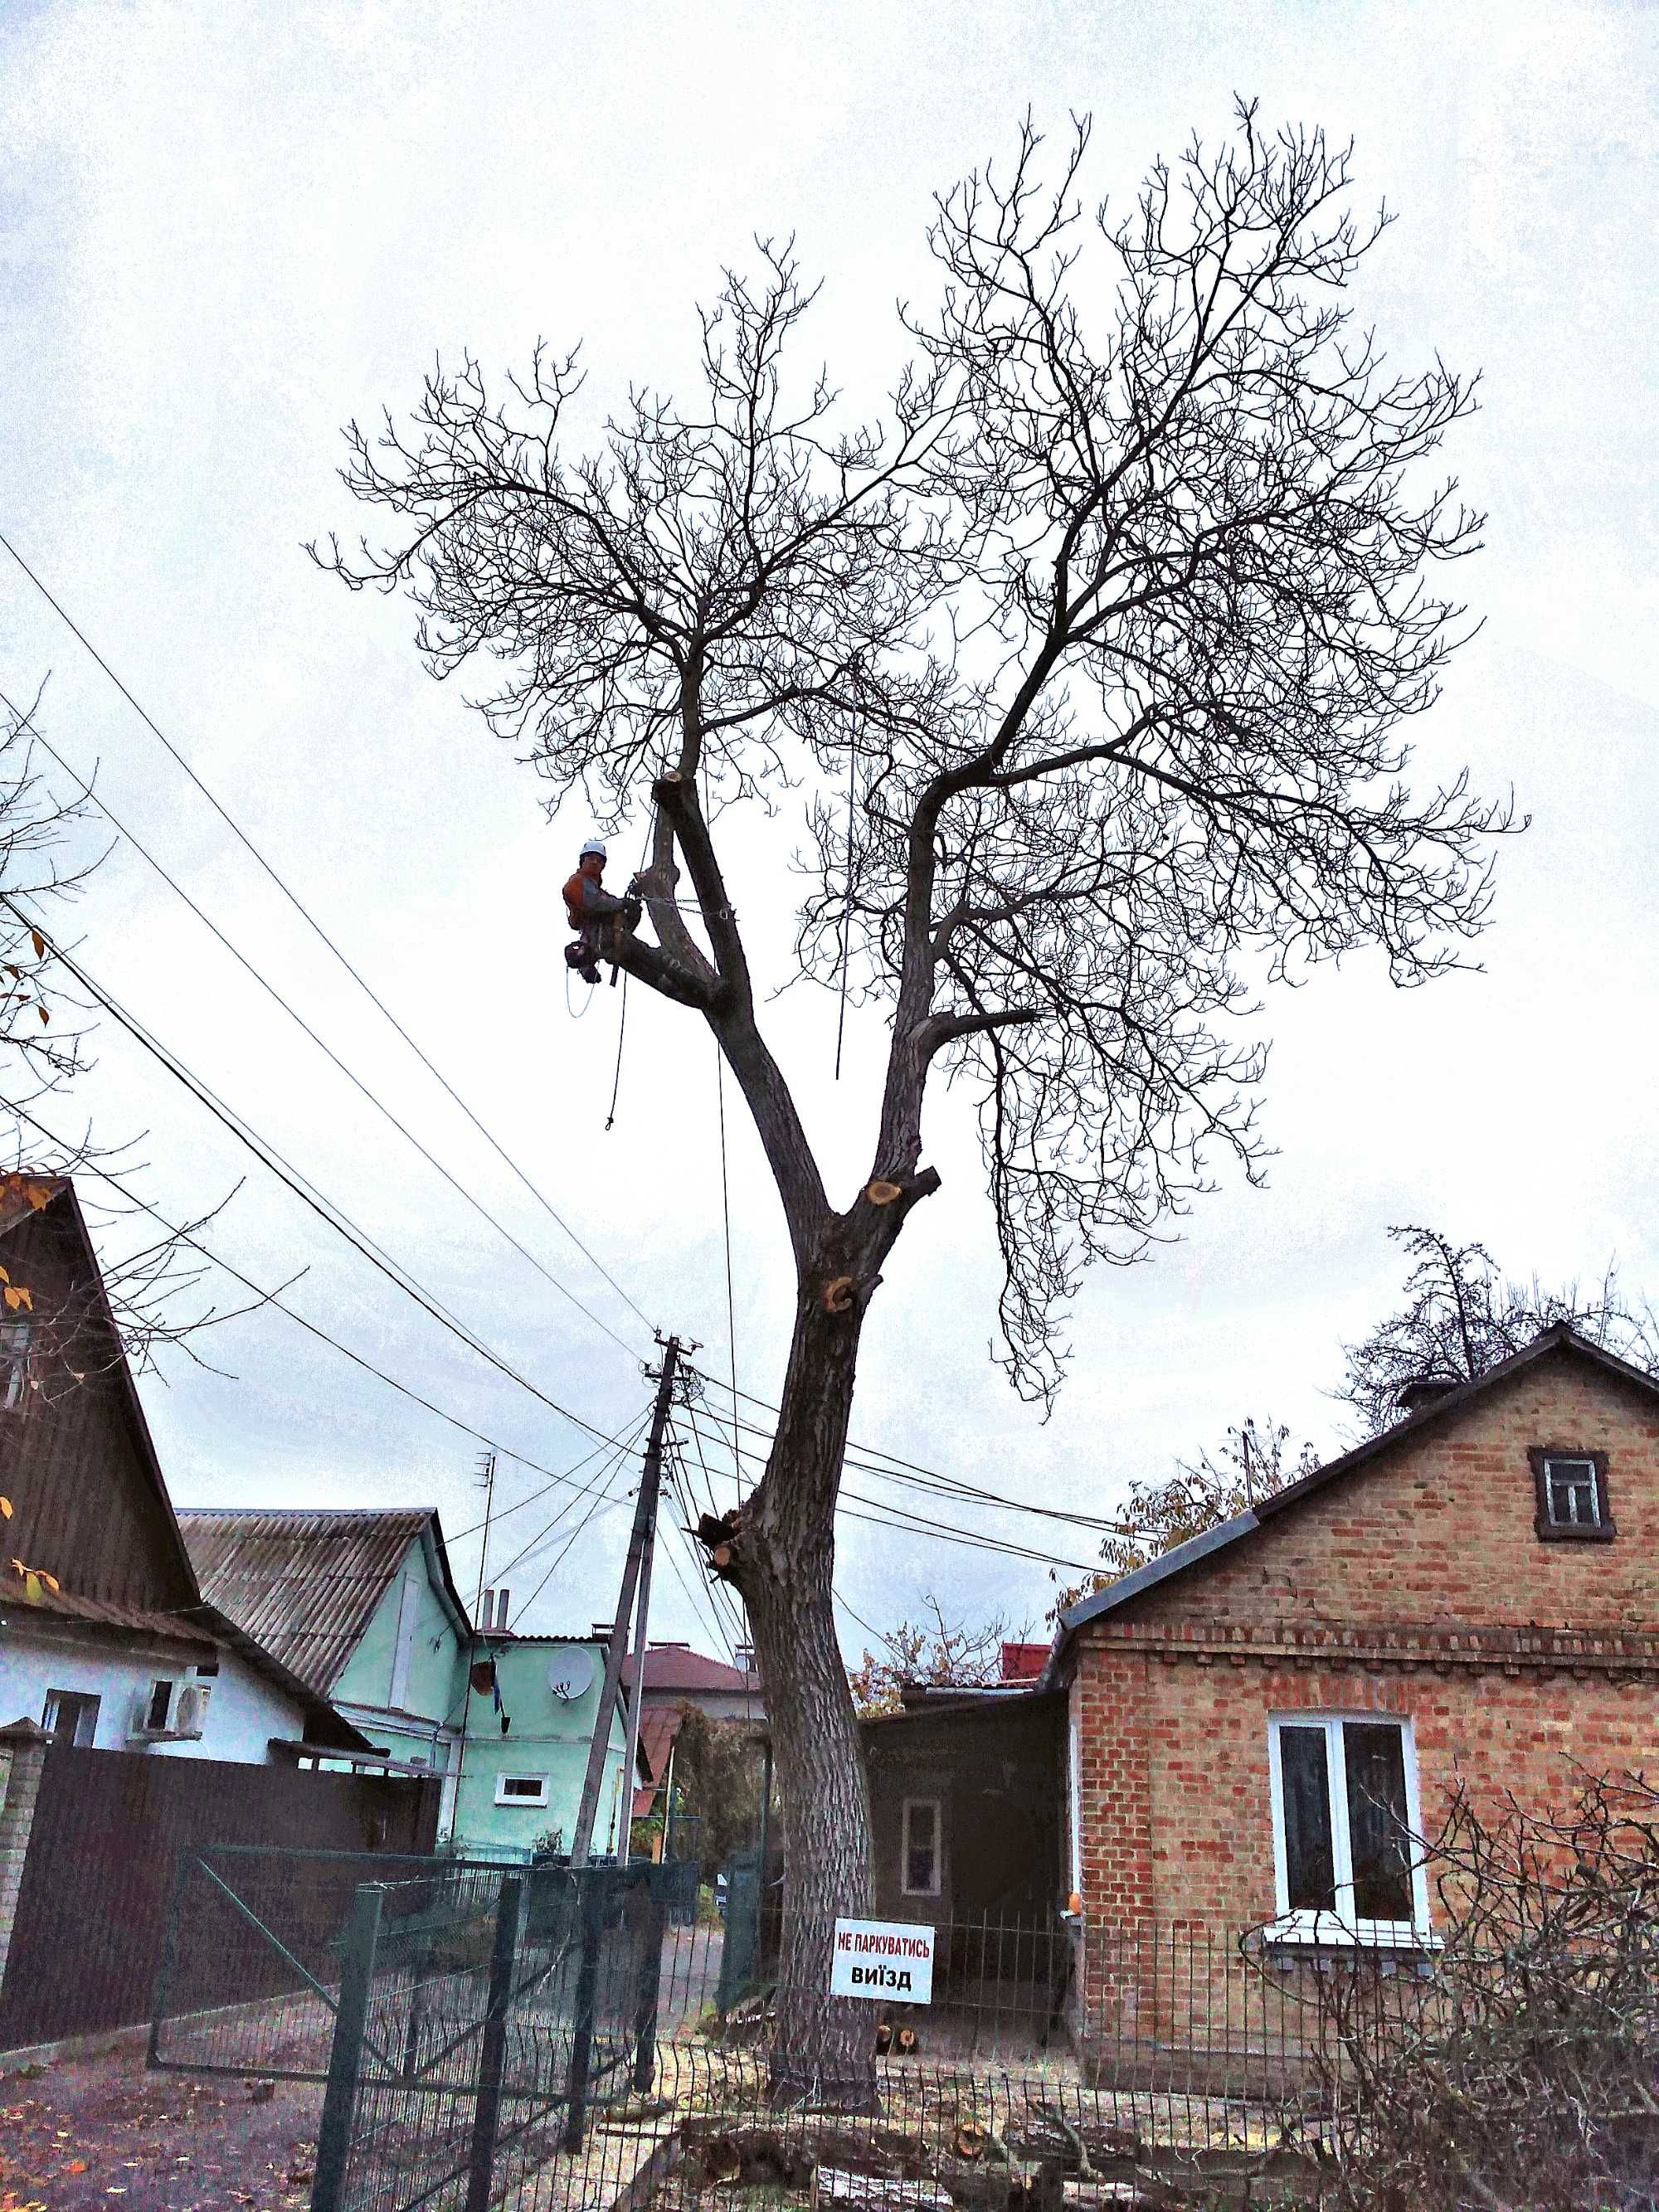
{"left": 830, "top": 1918, "right": 936, "bottom": 2005}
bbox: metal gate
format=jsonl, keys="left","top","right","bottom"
{"left": 150, "top": 1846, "right": 697, "bottom": 2211}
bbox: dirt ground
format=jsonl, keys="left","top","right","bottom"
{"left": 0, "top": 2046, "right": 323, "bottom": 2212}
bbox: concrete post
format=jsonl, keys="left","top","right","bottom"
{"left": 0, "top": 1720, "right": 51, "bottom": 1996}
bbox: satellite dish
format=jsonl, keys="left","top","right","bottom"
{"left": 547, "top": 1648, "right": 596, "bottom": 1702}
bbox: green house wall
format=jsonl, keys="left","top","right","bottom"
{"left": 330, "top": 1533, "right": 469, "bottom": 1774}
{"left": 450, "top": 1637, "right": 630, "bottom": 1856}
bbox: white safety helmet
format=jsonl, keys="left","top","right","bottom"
{"left": 579, "top": 839, "right": 607, "bottom": 860}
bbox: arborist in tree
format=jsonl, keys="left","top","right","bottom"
{"left": 562, "top": 839, "right": 642, "bottom": 986}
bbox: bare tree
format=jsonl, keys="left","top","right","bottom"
{"left": 1338, "top": 1226, "right": 1659, "bottom": 1438}
{"left": 319, "top": 106, "right": 1505, "bottom": 2092}
{"left": 1285, "top": 1774, "right": 1659, "bottom": 2211}
{"left": 849, "top": 1592, "right": 1031, "bottom": 1717}
{"left": 1051, "top": 1413, "right": 1319, "bottom": 1614}
{"left": 0, "top": 688, "right": 260, "bottom": 1391}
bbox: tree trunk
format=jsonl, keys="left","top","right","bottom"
{"left": 736, "top": 1279, "right": 879, "bottom": 2108}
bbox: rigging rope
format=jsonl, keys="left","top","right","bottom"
{"left": 605, "top": 970, "right": 629, "bottom": 1129}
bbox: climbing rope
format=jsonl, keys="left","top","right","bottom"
{"left": 605, "top": 970, "right": 630, "bottom": 1130}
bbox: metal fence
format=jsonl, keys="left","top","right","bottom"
{"left": 152, "top": 1863, "right": 1449, "bottom": 2209}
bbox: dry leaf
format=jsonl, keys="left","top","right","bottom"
{"left": 29, "top": 930, "right": 44, "bottom": 960}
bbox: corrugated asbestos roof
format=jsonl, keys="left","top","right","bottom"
{"left": 177, "top": 1508, "right": 435, "bottom": 1695}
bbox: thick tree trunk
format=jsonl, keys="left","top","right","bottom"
{"left": 734, "top": 1281, "right": 879, "bottom": 2107}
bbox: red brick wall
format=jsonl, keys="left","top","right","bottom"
{"left": 1131, "top": 1348, "right": 1659, "bottom": 1634}
{"left": 1069, "top": 1349, "right": 1659, "bottom": 1938}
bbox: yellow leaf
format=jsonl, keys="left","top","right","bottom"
{"left": 25, "top": 1184, "right": 48, "bottom": 1209}
{"left": 29, "top": 929, "right": 44, "bottom": 960}
{"left": 2, "top": 1287, "right": 19, "bottom": 1310}
{"left": 0, "top": 1498, "right": 12, "bottom": 1519}
{"left": 14, "top": 1287, "right": 32, "bottom": 1310}
{"left": 0, "top": 1266, "right": 9, "bottom": 1283}
{"left": 37, "top": 1571, "right": 58, "bottom": 1592}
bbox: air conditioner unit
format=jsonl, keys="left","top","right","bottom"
{"left": 173, "top": 1681, "right": 210, "bottom": 1739}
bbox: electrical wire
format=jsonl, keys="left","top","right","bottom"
{"left": 508, "top": 1456, "right": 635, "bottom": 1625}
{"left": 0, "top": 667, "right": 651, "bottom": 1364}
{"left": 685, "top": 1379, "right": 1151, "bottom": 1542}
{"left": 7, "top": 1095, "right": 649, "bottom": 1496}
{"left": 7, "top": 897, "right": 626, "bottom": 1446}
{"left": 0, "top": 536, "right": 659, "bottom": 1341}
{"left": 487, "top": 1414, "right": 651, "bottom": 1585}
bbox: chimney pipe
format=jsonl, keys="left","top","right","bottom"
{"left": 481, "top": 1587, "right": 494, "bottom": 1631}
{"left": 494, "top": 1588, "right": 510, "bottom": 1632}
{"left": 1395, "top": 1375, "right": 1463, "bottom": 1416}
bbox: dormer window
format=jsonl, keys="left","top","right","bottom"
{"left": 1529, "top": 1448, "right": 1613, "bottom": 1543}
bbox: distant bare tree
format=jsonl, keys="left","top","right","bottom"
{"left": 849, "top": 1592, "right": 1031, "bottom": 1717}
{"left": 1338, "top": 1226, "right": 1659, "bottom": 1437}
{"left": 0, "top": 687, "right": 261, "bottom": 1389}
{"left": 320, "top": 105, "right": 1505, "bottom": 2093}
{"left": 1052, "top": 1413, "right": 1319, "bottom": 1615}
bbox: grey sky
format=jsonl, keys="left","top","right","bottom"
{"left": 2, "top": 0, "right": 1656, "bottom": 1658}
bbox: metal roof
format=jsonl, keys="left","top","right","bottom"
{"left": 177, "top": 1508, "right": 445, "bottom": 1696}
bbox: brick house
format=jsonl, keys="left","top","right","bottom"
{"left": 1051, "top": 1321, "right": 1659, "bottom": 1963}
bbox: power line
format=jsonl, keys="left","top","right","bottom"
{"left": 508, "top": 1457, "right": 636, "bottom": 1626}
{"left": 0, "top": 533, "right": 659, "bottom": 1344}
{"left": 487, "top": 1413, "right": 651, "bottom": 1586}
{"left": 9, "top": 897, "right": 626, "bottom": 1447}
{"left": 9, "top": 1095, "right": 647, "bottom": 1499}
{"left": 0, "top": 668, "right": 649, "bottom": 1367}
{"left": 684, "top": 1397, "right": 1144, "bottom": 1548}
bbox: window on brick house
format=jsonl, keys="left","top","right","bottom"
{"left": 1530, "top": 1448, "right": 1613, "bottom": 1542}
{"left": 1268, "top": 1716, "right": 1428, "bottom": 1940}
{"left": 901, "top": 1797, "right": 941, "bottom": 1897}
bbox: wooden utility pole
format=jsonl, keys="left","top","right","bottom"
{"left": 569, "top": 1336, "right": 682, "bottom": 1867}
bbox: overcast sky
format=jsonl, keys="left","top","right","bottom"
{"left": 2, "top": 0, "right": 1656, "bottom": 1662}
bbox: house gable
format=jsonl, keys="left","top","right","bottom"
{"left": 1106, "top": 1338, "right": 1659, "bottom": 1641}
{"left": 0, "top": 1186, "right": 201, "bottom": 1615}
{"left": 334, "top": 1526, "right": 468, "bottom": 1723}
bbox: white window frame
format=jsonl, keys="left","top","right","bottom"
{"left": 900, "top": 1796, "right": 942, "bottom": 1898}
{"left": 42, "top": 1688, "right": 100, "bottom": 1747}
{"left": 1267, "top": 1714, "right": 1433, "bottom": 1947}
{"left": 1066, "top": 1711, "right": 1083, "bottom": 1908}
{"left": 494, "top": 1772, "right": 550, "bottom": 1808}
{"left": 1542, "top": 1455, "right": 1601, "bottom": 1529}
